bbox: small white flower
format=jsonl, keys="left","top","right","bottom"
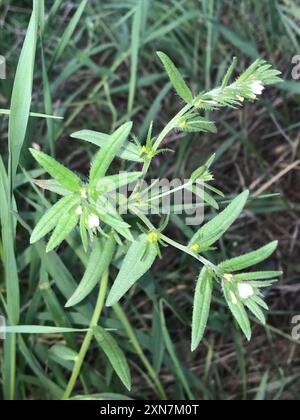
{"left": 230, "top": 291, "right": 238, "bottom": 305}
{"left": 87, "top": 214, "right": 100, "bottom": 229}
{"left": 75, "top": 206, "right": 83, "bottom": 216}
{"left": 251, "top": 80, "right": 265, "bottom": 95}
{"left": 32, "top": 142, "right": 41, "bottom": 151}
{"left": 237, "top": 95, "right": 245, "bottom": 103}
{"left": 237, "top": 283, "right": 254, "bottom": 299}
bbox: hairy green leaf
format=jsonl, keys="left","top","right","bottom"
{"left": 95, "top": 172, "right": 143, "bottom": 192}
{"left": 46, "top": 208, "right": 79, "bottom": 252}
{"left": 252, "top": 295, "right": 269, "bottom": 311}
{"left": 31, "top": 194, "right": 79, "bottom": 244}
{"left": 50, "top": 345, "right": 78, "bottom": 362}
{"left": 191, "top": 267, "right": 213, "bottom": 351}
{"left": 93, "top": 326, "right": 131, "bottom": 391}
{"left": 244, "top": 299, "right": 266, "bottom": 325}
{"left": 90, "top": 122, "right": 133, "bottom": 184}
{"left": 33, "top": 179, "right": 70, "bottom": 196}
{"left": 106, "top": 234, "right": 157, "bottom": 306}
{"left": 66, "top": 235, "right": 116, "bottom": 307}
{"left": 189, "top": 190, "right": 249, "bottom": 251}
{"left": 157, "top": 51, "right": 193, "bottom": 103}
{"left": 30, "top": 149, "right": 82, "bottom": 192}
{"left": 223, "top": 281, "right": 252, "bottom": 340}
{"left": 71, "top": 130, "right": 142, "bottom": 162}
{"left": 233, "top": 271, "right": 282, "bottom": 281}
{"left": 218, "top": 241, "right": 278, "bottom": 273}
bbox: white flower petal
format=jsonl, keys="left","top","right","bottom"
{"left": 88, "top": 214, "right": 100, "bottom": 229}
{"left": 237, "top": 283, "right": 254, "bottom": 299}
{"left": 251, "top": 80, "right": 265, "bottom": 95}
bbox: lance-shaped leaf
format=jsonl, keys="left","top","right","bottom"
{"left": 89, "top": 122, "right": 133, "bottom": 185}
{"left": 218, "top": 241, "right": 278, "bottom": 273}
{"left": 189, "top": 190, "right": 249, "bottom": 251}
{"left": 244, "top": 299, "right": 266, "bottom": 325}
{"left": 100, "top": 213, "right": 133, "bottom": 242}
{"left": 187, "top": 184, "right": 219, "bottom": 210}
{"left": 243, "top": 280, "right": 277, "bottom": 288}
{"left": 33, "top": 179, "right": 70, "bottom": 196}
{"left": 191, "top": 267, "right": 213, "bottom": 351}
{"left": 157, "top": 51, "right": 193, "bottom": 103}
{"left": 106, "top": 234, "right": 157, "bottom": 306}
{"left": 46, "top": 207, "right": 79, "bottom": 252}
{"left": 66, "top": 235, "right": 116, "bottom": 308}
{"left": 178, "top": 116, "right": 217, "bottom": 133}
{"left": 252, "top": 295, "right": 269, "bottom": 311}
{"left": 71, "top": 130, "right": 142, "bottom": 162}
{"left": 94, "top": 172, "right": 142, "bottom": 193}
{"left": 91, "top": 198, "right": 133, "bottom": 242}
{"left": 233, "top": 271, "right": 282, "bottom": 281}
{"left": 30, "top": 194, "right": 80, "bottom": 244}
{"left": 93, "top": 326, "right": 131, "bottom": 391}
{"left": 30, "top": 149, "right": 82, "bottom": 192}
{"left": 222, "top": 281, "right": 252, "bottom": 341}
{"left": 49, "top": 345, "right": 78, "bottom": 363}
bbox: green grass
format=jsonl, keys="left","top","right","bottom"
{"left": 0, "top": 0, "right": 300, "bottom": 401}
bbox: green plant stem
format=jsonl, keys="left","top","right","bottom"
{"left": 147, "top": 180, "right": 193, "bottom": 203}
{"left": 132, "top": 209, "right": 221, "bottom": 276}
{"left": 113, "top": 303, "right": 168, "bottom": 400}
{"left": 62, "top": 270, "right": 109, "bottom": 400}
{"left": 153, "top": 103, "right": 192, "bottom": 151}
{"left": 160, "top": 233, "right": 219, "bottom": 274}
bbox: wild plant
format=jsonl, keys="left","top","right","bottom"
{"left": 24, "top": 52, "right": 283, "bottom": 396}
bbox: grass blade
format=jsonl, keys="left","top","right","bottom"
{"left": 128, "top": 1, "right": 143, "bottom": 114}
{"left": 49, "top": 0, "right": 88, "bottom": 68}
{"left": 8, "top": 2, "right": 38, "bottom": 185}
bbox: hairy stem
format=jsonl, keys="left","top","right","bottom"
{"left": 160, "top": 233, "right": 220, "bottom": 274}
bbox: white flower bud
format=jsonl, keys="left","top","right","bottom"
{"left": 32, "top": 142, "right": 41, "bottom": 151}
{"left": 251, "top": 80, "right": 264, "bottom": 95}
{"left": 75, "top": 206, "right": 83, "bottom": 216}
{"left": 237, "top": 283, "right": 254, "bottom": 299}
{"left": 230, "top": 291, "right": 238, "bottom": 305}
{"left": 87, "top": 214, "right": 100, "bottom": 229}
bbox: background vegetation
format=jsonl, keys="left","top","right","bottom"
{"left": 0, "top": 0, "right": 300, "bottom": 400}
